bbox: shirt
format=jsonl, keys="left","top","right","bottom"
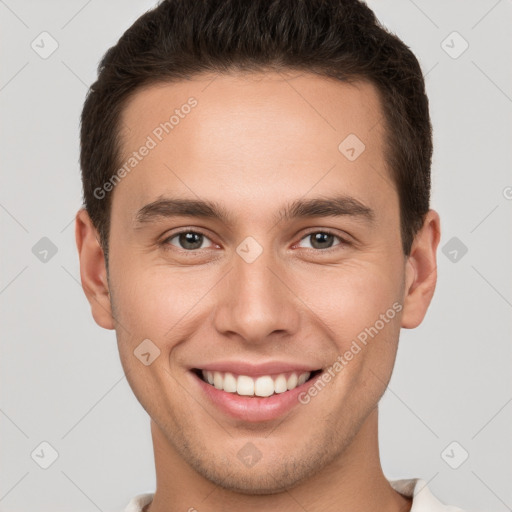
{"left": 122, "top": 477, "right": 466, "bottom": 511}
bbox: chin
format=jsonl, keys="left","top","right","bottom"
{"left": 198, "top": 463, "right": 310, "bottom": 495}
{"left": 185, "top": 442, "right": 334, "bottom": 495}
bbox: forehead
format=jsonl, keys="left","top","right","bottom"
{"left": 114, "top": 71, "right": 395, "bottom": 226}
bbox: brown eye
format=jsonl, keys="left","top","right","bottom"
{"left": 297, "top": 231, "right": 346, "bottom": 250}
{"left": 164, "top": 231, "right": 212, "bottom": 250}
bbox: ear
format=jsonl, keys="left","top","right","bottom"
{"left": 401, "top": 209, "right": 441, "bottom": 329}
{"left": 75, "top": 208, "right": 115, "bottom": 330}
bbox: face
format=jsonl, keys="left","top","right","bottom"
{"left": 77, "top": 71, "right": 437, "bottom": 493}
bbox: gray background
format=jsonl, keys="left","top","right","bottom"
{"left": 1, "top": 1, "right": 511, "bottom": 511}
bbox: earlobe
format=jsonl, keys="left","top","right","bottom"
{"left": 401, "top": 210, "right": 441, "bottom": 329}
{"left": 75, "top": 208, "right": 115, "bottom": 330}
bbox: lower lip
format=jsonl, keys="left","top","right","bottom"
{"left": 190, "top": 371, "right": 321, "bottom": 422}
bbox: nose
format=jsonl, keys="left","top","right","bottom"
{"left": 212, "top": 241, "right": 302, "bottom": 346}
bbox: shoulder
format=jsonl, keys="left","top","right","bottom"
{"left": 122, "top": 492, "right": 154, "bottom": 512}
{"left": 389, "top": 478, "right": 466, "bottom": 511}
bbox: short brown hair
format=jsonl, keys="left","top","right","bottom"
{"left": 80, "top": 0, "right": 432, "bottom": 261}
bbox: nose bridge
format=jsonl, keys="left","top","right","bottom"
{"left": 213, "top": 238, "right": 300, "bottom": 343}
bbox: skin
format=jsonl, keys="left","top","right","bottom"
{"left": 75, "top": 70, "right": 440, "bottom": 512}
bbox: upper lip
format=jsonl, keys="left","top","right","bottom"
{"left": 192, "top": 360, "right": 322, "bottom": 377}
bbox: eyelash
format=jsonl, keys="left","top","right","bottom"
{"left": 160, "top": 228, "right": 350, "bottom": 254}
{"left": 294, "top": 229, "right": 350, "bottom": 251}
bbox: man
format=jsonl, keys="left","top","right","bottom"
{"left": 75, "top": 0, "right": 465, "bottom": 510}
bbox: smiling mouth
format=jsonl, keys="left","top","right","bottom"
{"left": 192, "top": 368, "right": 322, "bottom": 397}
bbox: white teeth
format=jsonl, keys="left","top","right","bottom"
{"left": 200, "top": 370, "right": 312, "bottom": 396}
{"left": 254, "top": 376, "right": 274, "bottom": 397}
{"left": 237, "top": 375, "right": 254, "bottom": 396}
{"left": 297, "top": 372, "right": 308, "bottom": 386}
{"left": 213, "top": 371, "right": 223, "bottom": 390}
{"left": 274, "top": 374, "right": 288, "bottom": 393}
{"left": 286, "top": 373, "right": 298, "bottom": 390}
{"left": 223, "top": 372, "right": 237, "bottom": 393}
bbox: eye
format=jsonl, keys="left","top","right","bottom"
{"left": 162, "top": 230, "right": 215, "bottom": 251}
{"left": 296, "top": 231, "right": 348, "bottom": 250}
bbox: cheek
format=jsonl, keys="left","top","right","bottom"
{"left": 291, "top": 260, "right": 403, "bottom": 337}
{"left": 111, "top": 263, "right": 207, "bottom": 337}
{"left": 291, "top": 260, "right": 404, "bottom": 392}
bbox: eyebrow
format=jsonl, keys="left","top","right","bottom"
{"left": 134, "top": 195, "right": 375, "bottom": 228}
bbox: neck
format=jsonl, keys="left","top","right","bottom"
{"left": 145, "top": 407, "right": 411, "bottom": 512}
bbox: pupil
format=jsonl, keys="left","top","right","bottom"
{"left": 180, "top": 232, "right": 202, "bottom": 250}
{"left": 311, "top": 232, "right": 333, "bottom": 249}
